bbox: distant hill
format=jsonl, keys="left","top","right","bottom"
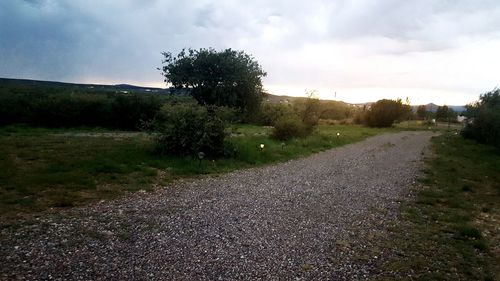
{"left": 265, "top": 94, "right": 305, "bottom": 104}
{"left": 264, "top": 93, "right": 356, "bottom": 108}
{"left": 448, "top": 105, "right": 466, "bottom": 113}
{"left": 0, "top": 77, "right": 170, "bottom": 94}
{"left": 411, "top": 103, "right": 466, "bottom": 113}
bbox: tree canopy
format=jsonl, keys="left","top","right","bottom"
{"left": 462, "top": 88, "right": 500, "bottom": 148}
{"left": 161, "top": 48, "right": 267, "bottom": 115}
{"left": 416, "top": 105, "right": 427, "bottom": 120}
{"left": 364, "top": 99, "right": 410, "bottom": 127}
{"left": 435, "top": 105, "right": 456, "bottom": 121}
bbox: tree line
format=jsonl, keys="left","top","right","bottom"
{"left": 2, "top": 47, "right": 497, "bottom": 154}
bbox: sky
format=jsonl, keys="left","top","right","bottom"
{"left": 1, "top": 0, "right": 500, "bottom": 105}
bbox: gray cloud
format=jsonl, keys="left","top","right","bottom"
{"left": 1, "top": 0, "right": 499, "bottom": 103}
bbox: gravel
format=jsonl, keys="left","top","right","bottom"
{"left": 1, "top": 131, "right": 436, "bottom": 280}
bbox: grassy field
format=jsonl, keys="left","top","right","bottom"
{"left": 394, "top": 120, "right": 463, "bottom": 130}
{"left": 380, "top": 133, "right": 500, "bottom": 280}
{"left": 0, "top": 124, "right": 397, "bottom": 219}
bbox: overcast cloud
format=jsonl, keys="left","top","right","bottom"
{"left": 1, "top": 0, "right": 500, "bottom": 104}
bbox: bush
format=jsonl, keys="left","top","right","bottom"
{"left": 258, "top": 103, "right": 295, "bottom": 126}
{"left": 294, "top": 95, "right": 321, "bottom": 130}
{"left": 462, "top": 89, "right": 500, "bottom": 148}
{"left": 364, "top": 99, "right": 410, "bottom": 127}
{"left": 272, "top": 115, "right": 306, "bottom": 140}
{"left": 213, "top": 106, "right": 240, "bottom": 124}
{"left": 153, "top": 103, "right": 229, "bottom": 156}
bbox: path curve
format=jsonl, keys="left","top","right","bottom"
{"left": 1, "top": 131, "right": 435, "bottom": 280}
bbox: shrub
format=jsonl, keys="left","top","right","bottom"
{"left": 153, "top": 103, "right": 229, "bottom": 156}
{"left": 213, "top": 106, "right": 240, "bottom": 124}
{"left": 294, "top": 95, "right": 321, "bottom": 130}
{"left": 462, "top": 89, "right": 500, "bottom": 148}
{"left": 258, "top": 103, "right": 295, "bottom": 126}
{"left": 272, "top": 115, "right": 306, "bottom": 140}
{"left": 364, "top": 99, "right": 410, "bottom": 127}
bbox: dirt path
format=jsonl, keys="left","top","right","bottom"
{"left": 1, "top": 131, "right": 435, "bottom": 280}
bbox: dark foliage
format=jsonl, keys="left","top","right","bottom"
{"left": 271, "top": 115, "right": 306, "bottom": 141}
{"left": 435, "top": 105, "right": 457, "bottom": 122}
{"left": 364, "top": 99, "right": 410, "bottom": 127}
{"left": 462, "top": 88, "right": 500, "bottom": 148}
{"left": 258, "top": 103, "right": 295, "bottom": 126}
{"left": 161, "top": 48, "right": 267, "bottom": 117}
{"left": 153, "top": 103, "right": 229, "bottom": 156}
{"left": 416, "top": 105, "right": 428, "bottom": 120}
{"left": 294, "top": 94, "right": 321, "bottom": 133}
{"left": 0, "top": 89, "right": 162, "bottom": 130}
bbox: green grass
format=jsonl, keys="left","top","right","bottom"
{"left": 380, "top": 133, "right": 500, "bottom": 280}
{"left": 394, "top": 120, "right": 463, "bottom": 131}
{"left": 0, "top": 124, "right": 395, "bottom": 219}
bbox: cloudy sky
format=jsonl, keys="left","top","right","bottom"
{"left": 1, "top": 0, "right": 500, "bottom": 104}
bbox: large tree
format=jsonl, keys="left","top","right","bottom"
{"left": 161, "top": 48, "right": 267, "bottom": 115}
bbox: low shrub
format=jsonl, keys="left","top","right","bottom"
{"left": 258, "top": 103, "right": 295, "bottom": 126}
{"left": 153, "top": 103, "right": 229, "bottom": 156}
{"left": 272, "top": 115, "right": 306, "bottom": 140}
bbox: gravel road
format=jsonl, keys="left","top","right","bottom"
{"left": 1, "top": 131, "right": 435, "bottom": 280}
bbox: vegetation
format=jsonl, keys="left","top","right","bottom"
{"left": 258, "top": 103, "right": 295, "bottom": 126}
{"left": 416, "top": 105, "right": 428, "bottom": 120}
{"left": 271, "top": 115, "right": 307, "bottom": 140}
{"left": 0, "top": 88, "right": 168, "bottom": 130}
{"left": 0, "top": 124, "right": 396, "bottom": 219}
{"left": 364, "top": 99, "right": 410, "bottom": 127}
{"left": 462, "top": 88, "right": 500, "bottom": 148}
{"left": 319, "top": 100, "right": 356, "bottom": 120}
{"left": 294, "top": 93, "right": 322, "bottom": 133}
{"left": 161, "top": 48, "right": 267, "bottom": 117}
{"left": 381, "top": 133, "right": 500, "bottom": 280}
{"left": 435, "top": 105, "right": 457, "bottom": 122}
{"left": 152, "top": 103, "right": 229, "bottom": 157}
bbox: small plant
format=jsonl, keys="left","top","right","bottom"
{"left": 272, "top": 115, "right": 306, "bottom": 140}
